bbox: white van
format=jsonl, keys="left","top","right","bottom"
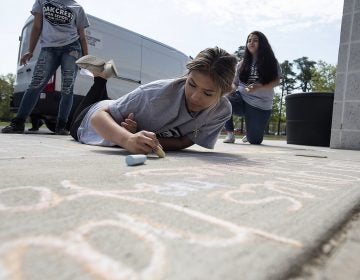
{"left": 12, "top": 14, "right": 190, "bottom": 131}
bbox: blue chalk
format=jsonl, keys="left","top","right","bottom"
{"left": 125, "top": 154, "right": 147, "bottom": 166}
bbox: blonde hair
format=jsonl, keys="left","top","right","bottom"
{"left": 186, "top": 47, "right": 237, "bottom": 96}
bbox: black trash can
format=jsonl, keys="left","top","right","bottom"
{"left": 285, "top": 92, "right": 334, "bottom": 147}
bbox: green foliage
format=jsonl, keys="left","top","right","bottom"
{"left": 280, "top": 60, "right": 297, "bottom": 95}
{"left": 293, "top": 57, "right": 317, "bottom": 92}
{"left": 0, "top": 74, "right": 15, "bottom": 121}
{"left": 270, "top": 93, "right": 285, "bottom": 122}
{"left": 232, "top": 115, "right": 245, "bottom": 133}
{"left": 234, "top": 46, "right": 246, "bottom": 60}
{"left": 311, "top": 60, "right": 336, "bottom": 92}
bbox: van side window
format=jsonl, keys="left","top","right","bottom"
{"left": 19, "top": 23, "right": 33, "bottom": 63}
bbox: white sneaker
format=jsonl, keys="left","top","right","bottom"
{"left": 98, "top": 60, "right": 119, "bottom": 79}
{"left": 76, "top": 55, "right": 106, "bottom": 67}
{"left": 75, "top": 55, "right": 106, "bottom": 75}
{"left": 223, "top": 133, "right": 235, "bottom": 143}
{"left": 242, "top": 135, "right": 248, "bottom": 143}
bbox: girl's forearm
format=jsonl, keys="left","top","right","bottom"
{"left": 91, "top": 110, "right": 132, "bottom": 147}
{"left": 78, "top": 27, "right": 88, "bottom": 55}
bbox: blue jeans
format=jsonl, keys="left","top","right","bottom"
{"left": 225, "top": 92, "right": 272, "bottom": 144}
{"left": 17, "top": 40, "right": 82, "bottom": 123}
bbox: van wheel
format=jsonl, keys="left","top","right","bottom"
{"left": 44, "top": 119, "right": 56, "bottom": 132}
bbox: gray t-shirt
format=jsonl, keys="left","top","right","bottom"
{"left": 77, "top": 79, "right": 232, "bottom": 149}
{"left": 32, "top": 0, "right": 89, "bottom": 47}
{"left": 233, "top": 60, "right": 282, "bottom": 110}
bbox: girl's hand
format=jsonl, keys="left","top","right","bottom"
{"left": 237, "top": 83, "right": 247, "bottom": 94}
{"left": 20, "top": 52, "right": 33, "bottom": 66}
{"left": 245, "top": 83, "right": 262, "bottom": 93}
{"left": 121, "top": 113, "right": 137, "bottom": 133}
{"left": 125, "top": 130, "right": 160, "bottom": 154}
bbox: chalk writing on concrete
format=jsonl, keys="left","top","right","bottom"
{"left": 0, "top": 179, "right": 302, "bottom": 278}
{"left": 1, "top": 155, "right": 360, "bottom": 278}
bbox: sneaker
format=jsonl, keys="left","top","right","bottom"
{"left": 98, "top": 60, "right": 118, "bottom": 79}
{"left": 223, "top": 133, "right": 235, "bottom": 143}
{"left": 75, "top": 55, "right": 106, "bottom": 75}
{"left": 55, "top": 128, "right": 69, "bottom": 135}
{"left": 1, "top": 118, "right": 25, "bottom": 134}
{"left": 55, "top": 120, "right": 69, "bottom": 135}
{"left": 28, "top": 119, "right": 44, "bottom": 132}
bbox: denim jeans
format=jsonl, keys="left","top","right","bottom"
{"left": 224, "top": 92, "right": 272, "bottom": 144}
{"left": 17, "top": 40, "right": 82, "bottom": 123}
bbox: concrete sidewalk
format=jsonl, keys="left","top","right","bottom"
{"left": 0, "top": 132, "right": 359, "bottom": 280}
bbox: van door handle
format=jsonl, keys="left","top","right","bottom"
{"left": 26, "top": 68, "right": 31, "bottom": 72}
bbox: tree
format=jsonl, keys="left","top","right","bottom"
{"left": 280, "top": 60, "right": 297, "bottom": 95}
{"left": 311, "top": 60, "right": 336, "bottom": 92}
{"left": 0, "top": 73, "right": 15, "bottom": 121}
{"left": 293, "top": 57, "right": 316, "bottom": 92}
{"left": 234, "top": 46, "right": 246, "bottom": 60}
{"left": 275, "top": 61, "right": 297, "bottom": 135}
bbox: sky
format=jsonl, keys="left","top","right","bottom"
{"left": 0, "top": 0, "right": 344, "bottom": 76}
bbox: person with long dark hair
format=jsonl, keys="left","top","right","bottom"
{"left": 223, "top": 31, "right": 281, "bottom": 144}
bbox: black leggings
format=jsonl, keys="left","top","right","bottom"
{"left": 70, "top": 77, "right": 109, "bottom": 140}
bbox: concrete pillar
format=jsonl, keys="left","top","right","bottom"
{"left": 330, "top": 0, "right": 360, "bottom": 150}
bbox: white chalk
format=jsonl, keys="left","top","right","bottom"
{"left": 125, "top": 154, "right": 147, "bottom": 166}
{"left": 154, "top": 146, "right": 166, "bottom": 158}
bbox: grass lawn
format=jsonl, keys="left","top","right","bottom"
{"left": 0, "top": 122, "right": 32, "bottom": 128}
{"left": 262, "top": 135, "right": 286, "bottom": 141}
{"left": 218, "top": 133, "right": 286, "bottom": 141}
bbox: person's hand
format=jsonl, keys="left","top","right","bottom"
{"left": 245, "top": 83, "right": 261, "bottom": 93}
{"left": 121, "top": 113, "right": 137, "bottom": 133}
{"left": 20, "top": 52, "right": 33, "bottom": 66}
{"left": 125, "top": 130, "right": 160, "bottom": 154}
{"left": 237, "top": 84, "right": 247, "bottom": 94}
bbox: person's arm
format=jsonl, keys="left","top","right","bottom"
{"left": 158, "top": 136, "right": 194, "bottom": 151}
{"left": 246, "top": 78, "right": 280, "bottom": 93}
{"left": 77, "top": 27, "right": 88, "bottom": 56}
{"left": 20, "top": 12, "right": 42, "bottom": 65}
{"left": 91, "top": 107, "right": 159, "bottom": 154}
{"left": 120, "top": 112, "right": 192, "bottom": 151}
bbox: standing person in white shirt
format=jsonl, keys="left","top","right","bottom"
{"left": 2, "top": 0, "right": 89, "bottom": 135}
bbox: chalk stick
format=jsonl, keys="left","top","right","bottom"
{"left": 154, "top": 146, "right": 166, "bottom": 158}
{"left": 125, "top": 154, "right": 147, "bottom": 166}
